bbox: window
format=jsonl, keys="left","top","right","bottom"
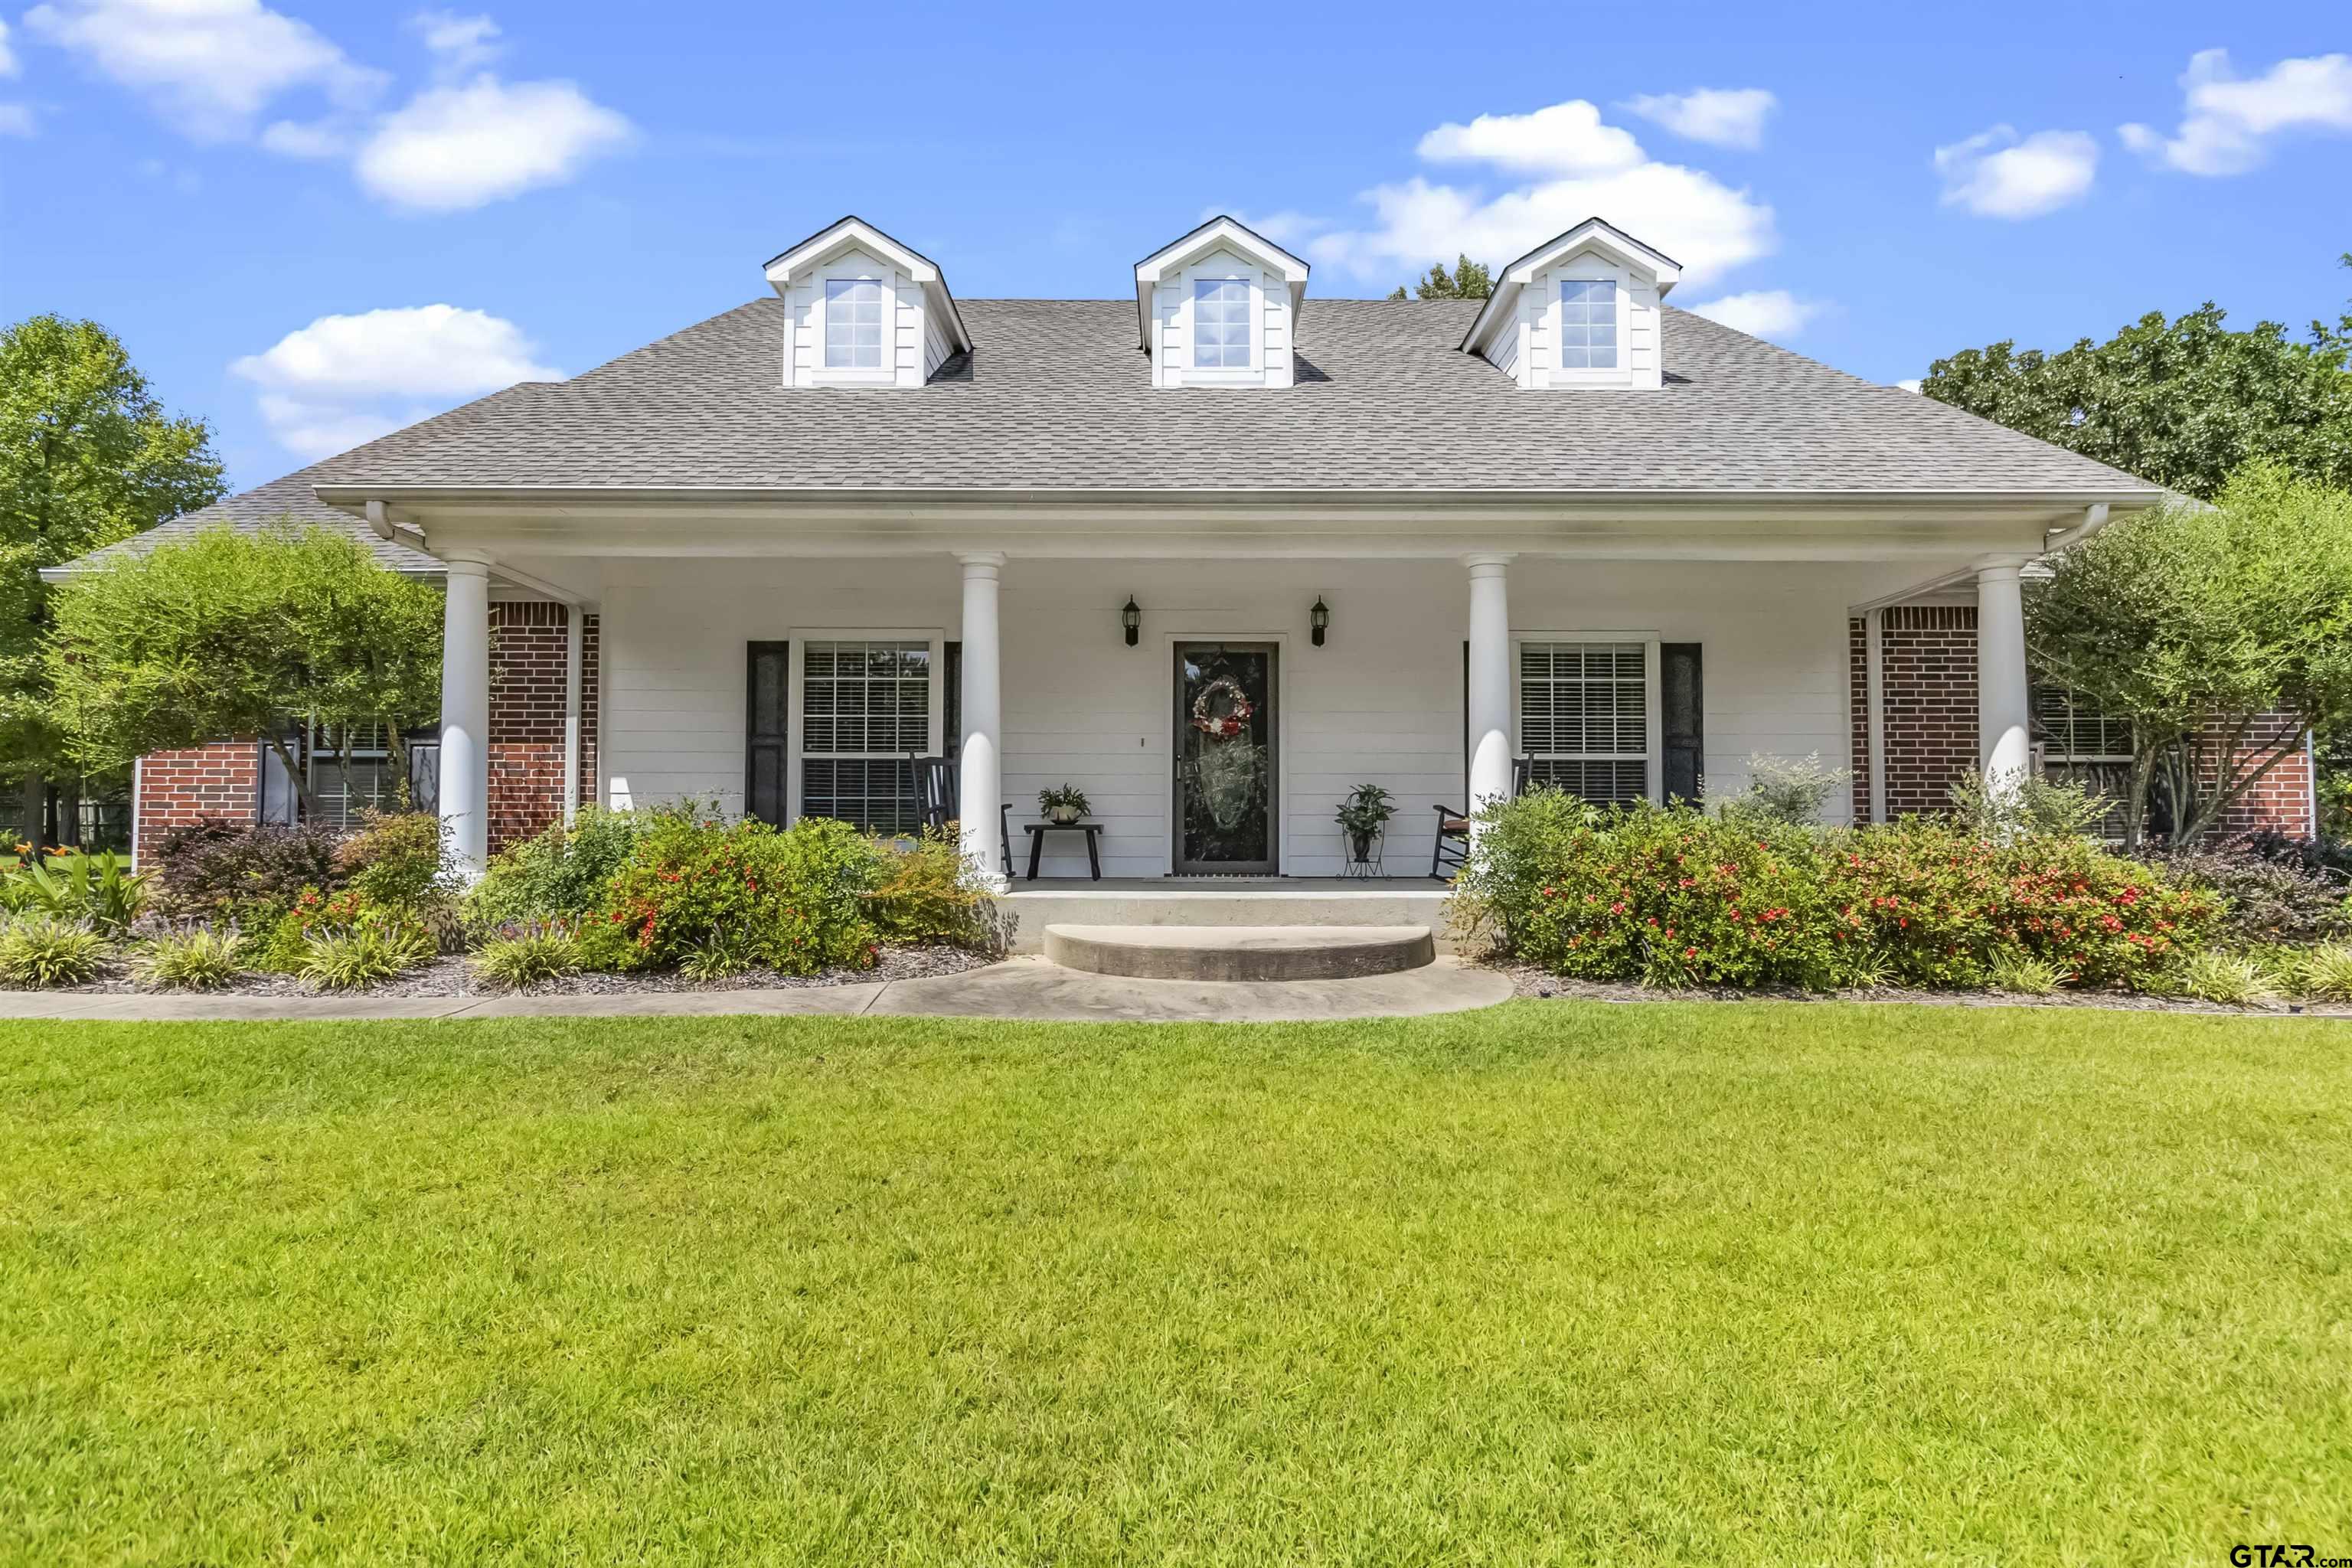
{"left": 1519, "top": 641, "right": 1650, "bottom": 805}
{"left": 1558, "top": 279, "right": 1619, "bottom": 370}
{"left": 825, "top": 277, "right": 884, "bottom": 370}
{"left": 1193, "top": 277, "right": 1251, "bottom": 368}
{"left": 801, "top": 639, "right": 930, "bottom": 832}
{"left": 307, "top": 721, "right": 398, "bottom": 831}
{"left": 2034, "top": 685, "right": 2133, "bottom": 840}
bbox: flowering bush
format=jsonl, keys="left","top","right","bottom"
{"left": 1458, "top": 793, "right": 2222, "bottom": 993}
{"left": 465, "top": 807, "right": 648, "bottom": 933}
{"left": 152, "top": 820, "right": 345, "bottom": 920}
{"left": 1824, "top": 820, "right": 2219, "bottom": 989}
{"left": 603, "top": 807, "right": 887, "bottom": 975}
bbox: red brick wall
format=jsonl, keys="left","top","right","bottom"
{"left": 1877, "top": 605, "right": 1980, "bottom": 817}
{"left": 487, "top": 603, "right": 599, "bottom": 854}
{"left": 135, "top": 740, "right": 259, "bottom": 864}
{"left": 2205, "top": 714, "right": 2315, "bottom": 838}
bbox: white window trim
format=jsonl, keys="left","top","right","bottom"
{"left": 785, "top": 629, "right": 946, "bottom": 828}
{"left": 1510, "top": 632, "right": 1663, "bottom": 804}
{"left": 305, "top": 718, "right": 397, "bottom": 830}
{"left": 1544, "top": 256, "right": 1635, "bottom": 388}
{"left": 811, "top": 260, "right": 897, "bottom": 386}
{"left": 1180, "top": 254, "right": 1263, "bottom": 383}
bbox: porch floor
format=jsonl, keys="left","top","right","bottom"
{"left": 995, "top": 876, "right": 1459, "bottom": 956}
{"left": 1004, "top": 877, "right": 1448, "bottom": 894}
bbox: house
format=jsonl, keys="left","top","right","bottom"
{"left": 71, "top": 214, "right": 2315, "bottom": 893}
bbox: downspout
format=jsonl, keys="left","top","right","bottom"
{"left": 1865, "top": 608, "right": 1888, "bottom": 825}
{"left": 563, "top": 608, "right": 583, "bottom": 828}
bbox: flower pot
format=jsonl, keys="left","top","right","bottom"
{"left": 1049, "top": 805, "right": 1080, "bottom": 825}
{"left": 1349, "top": 830, "right": 1376, "bottom": 864}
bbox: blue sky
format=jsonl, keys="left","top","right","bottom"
{"left": 2, "top": 0, "right": 2348, "bottom": 493}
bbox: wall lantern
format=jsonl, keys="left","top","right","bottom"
{"left": 1122, "top": 596, "right": 1142, "bottom": 647}
{"left": 1309, "top": 596, "right": 1330, "bottom": 647}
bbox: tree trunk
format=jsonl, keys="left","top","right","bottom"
{"left": 266, "top": 733, "right": 318, "bottom": 823}
{"left": 18, "top": 770, "right": 44, "bottom": 855}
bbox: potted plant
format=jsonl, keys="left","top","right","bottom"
{"left": 1334, "top": 783, "right": 1396, "bottom": 865}
{"left": 1038, "top": 784, "right": 1091, "bottom": 825}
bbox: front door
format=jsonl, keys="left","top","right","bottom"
{"left": 1174, "top": 642, "right": 1278, "bottom": 874}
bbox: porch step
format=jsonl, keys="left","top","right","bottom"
{"left": 1044, "top": 923, "right": 1436, "bottom": 983}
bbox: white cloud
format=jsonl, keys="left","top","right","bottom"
{"left": 1933, "top": 125, "right": 2098, "bottom": 218}
{"left": 0, "top": 104, "right": 32, "bottom": 137}
{"left": 1896, "top": 378, "right": 1922, "bottom": 394}
{"left": 354, "top": 75, "right": 632, "bottom": 211}
{"left": 22, "top": 0, "right": 386, "bottom": 140}
{"left": 2119, "top": 49, "right": 2352, "bottom": 175}
{"left": 1308, "top": 99, "right": 1776, "bottom": 286}
{"left": 0, "top": 18, "right": 18, "bottom": 77}
{"left": 258, "top": 116, "right": 350, "bottom": 158}
{"left": 231, "top": 304, "right": 558, "bottom": 459}
{"left": 1622, "top": 87, "right": 1777, "bottom": 150}
{"left": 1684, "top": 289, "right": 1823, "bottom": 340}
{"left": 1416, "top": 100, "right": 1645, "bottom": 175}
{"left": 411, "top": 9, "right": 502, "bottom": 77}
{"left": 1207, "top": 207, "right": 1327, "bottom": 248}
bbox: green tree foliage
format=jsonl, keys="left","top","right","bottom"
{"left": 1386, "top": 254, "right": 1494, "bottom": 302}
{"left": 0, "top": 314, "right": 224, "bottom": 808}
{"left": 2027, "top": 463, "right": 2352, "bottom": 848}
{"left": 45, "top": 523, "right": 443, "bottom": 817}
{"left": 1919, "top": 259, "right": 2352, "bottom": 500}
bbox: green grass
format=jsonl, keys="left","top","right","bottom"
{"left": 2, "top": 1003, "right": 2347, "bottom": 1565}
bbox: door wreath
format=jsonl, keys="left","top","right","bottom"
{"left": 1189, "top": 675, "right": 1255, "bottom": 740}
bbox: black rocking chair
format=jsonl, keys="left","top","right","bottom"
{"left": 1430, "top": 756, "right": 1533, "bottom": 880}
{"left": 911, "top": 755, "right": 1013, "bottom": 880}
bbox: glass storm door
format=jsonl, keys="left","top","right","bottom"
{"left": 1174, "top": 643, "right": 1277, "bottom": 874}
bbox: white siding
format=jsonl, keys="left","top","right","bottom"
{"left": 1148, "top": 247, "right": 1293, "bottom": 389}
{"left": 922, "top": 302, "right": 953, "bottom": 379}
{"left": 590, "top": 557, "right": 1912, "bottom": 877}
{"left": 1486, "top": 315, "right": 1521, "bottom": 380}
{"left": 782, "top": 247, "right": 930, "bottom": 389}
{"left": 1485, "top": 247, "right": 1665, "bottom": 391}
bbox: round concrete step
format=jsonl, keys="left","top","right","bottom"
{"left": 1044, "top": 923, "right": 1436, "bottom": 982}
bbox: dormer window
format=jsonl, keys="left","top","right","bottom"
{"left": 1459, "top": 218, "right": 1681, "bottom": 391}
{"left": 825, "top": 278, "right": 884, "bottom": 370}
{"left": 1559, "top": 279, "right": 1619, "bottom": 370}
{"left": 1193, "top": 278, "right": 1252, "bottom": 369}
{"left": 1134, "top": 215, "right": 1309, "bottom": 390}
{"left": 764, "top": 216, "right": 973, "bottom": 389}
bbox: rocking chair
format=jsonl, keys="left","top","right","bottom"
{"left": 1430, "top": 756, "right": 1532, "bottom": 880}
{"left": 911, "top": 755, "right": 1013, "bottom": 880}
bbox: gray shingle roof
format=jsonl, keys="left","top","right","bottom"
{"left": 295, "top": 296, "right": 2155, "bottom": 496}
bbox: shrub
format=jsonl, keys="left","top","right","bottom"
{"left": 341, "top": 808, "right": 453, "bottom": 910}
{"left": 2148, "top": 844, "right": 2350, "bottom": 944}
{"left": 1459, "top": 795, "right": 2222, "bottom": 994}
{"left": 1948, "top": 769, "right": 2116, "bottom": 840}
{"left": 1734, "top": 753, "right": 1849, "bottom": 825}
{"left": 466, "top": 807, "right": 646, "bottom": 931}
{"left": 152, "top": 820, "right": 345, "bottom": 920}
{"left": 604, "top": 808, "right": 885, "bottom": 975}
{"left": 1454, "top": 793, "right": 1847, "bottom": 990}
{"left": 2181, "top": 950, "right": 2275, "bottom": 1007}
{"left": 472, "top": 923, "right": 582, "bottom": 989}
{"left": 299, "top": 918, "right": 432, "bottom": 991}
{"left": 1986, "top": 951, "right": 2063, "bottom": 995}
{"left": 139, "top": 922, "right": 247, "bottom": 991}
{"left": 2239, "top": 828, "right": 2352, "bottom": 882}
{"left": 0, "top": 916, "right": 109, "bottom": 988}
{"left": 2294, "top": 943, "right": 2352, "bottom": 1001}
{"left": 0, "top": 851, "right": 149, "bottom": 933}
{"left": 867, "top": 827, "right": 999, "bottom": 949}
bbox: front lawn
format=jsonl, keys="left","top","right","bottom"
{"left": 3, "top": 1004, "right": 2347, "bottom": 1563}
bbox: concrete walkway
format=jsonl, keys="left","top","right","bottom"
{"left": 0, "top": 956, "right": 1514, "bottom": 1025}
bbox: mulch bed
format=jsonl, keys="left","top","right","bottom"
{"left": 1485, "top": 958, "right": 2352, "bottom": 1017}
{"left": 21, "top": 943, "right": 997, "bottom": 1000}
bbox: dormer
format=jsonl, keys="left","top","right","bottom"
{"left": 764, "top": 216, "right": 972, "bottom": 389}
{"left": 1133, "top": 216, "right": 1310, "bottom": 389}
{"left": 1459, "top": 217, "right": 1681, "bottom": 391}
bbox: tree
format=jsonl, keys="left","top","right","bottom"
{"left": 45, "top": 523, "right": 443, "bottom": 819}
{"left": 1919, "top": 260, "right": 2352, "bottom": 501}
{"left": 2026, "top": 463, "right": 2352, "bottom": 848}
{"left": 1387, "top": 254, "right": 1494, "bottom": 302}
{"left": 0, "top": 314, "right": 224, "bottom": 838}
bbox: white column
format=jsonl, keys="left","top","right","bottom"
{"left": 439, "top": 554, "right": 493, "bottom": 877}
{"left": 1464, "top": 553, "right": 1517, "bottom": 826}
{"left": 956, "top": 552, "right": 1008, "bottom": 890}
{"left": 1975, "top": 556, "right": 2033, "bottom": 801}
{"left": 561, "top": 606, "right": 583, "bottom": 828}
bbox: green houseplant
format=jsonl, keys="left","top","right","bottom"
{"left": 1038, "top": 785, "right": 1091, "bottom": 825}
{"left": 1334, "top": 783, "right": 1396, "bottom": 865}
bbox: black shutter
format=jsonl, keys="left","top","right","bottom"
{"left": 258, "top": 730, "right": 301, "bottom": 825}
{"left": 1661, "top": 643, "right": 1704, "bottom": 803}
{"left": 746, "top": 642, "right": 789, "bottom": 827}
{"left": 944, "top": 640, "right": 962, "bottom": 761}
